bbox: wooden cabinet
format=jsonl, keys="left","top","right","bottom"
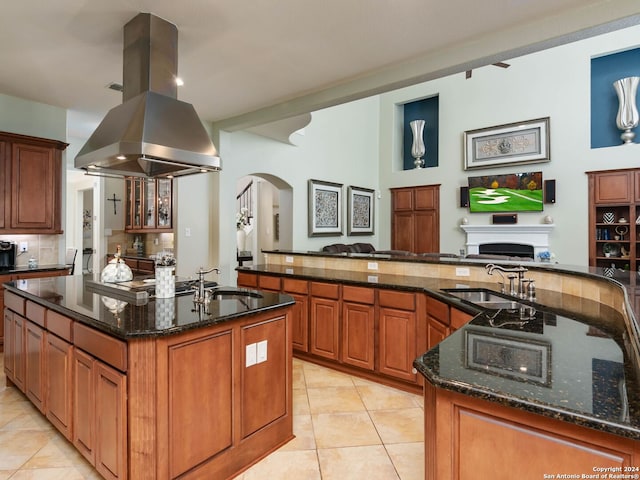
{"left": 73, "top": 348, "right": 127, "bottom": 480}
{"left": 46, "top": 333, "right": 73, "bottom": 439}
{"left": 588, "top": 168, "right": 640, "bottom": 272}
{"left": 237, "top": 271, "right": 258, "bottom": 288}
{"left": 125, "top": 177, "right": 173, "bottom": 232}
{"left": 0, "top": 272, "right": 12, "bottom": 348}
{"left": 0, "top": 132, "right": 67, "bottom": 234}
{"left": 283, "top": 278, "right": 310, "bottom": 353}
{"left": 310, "top": 282, "right": 341, "bottom": 361}
{"left": 424, "top": 383, "right": 640, "bottom": 480}
{"left": 25, "top": 320, "right": 46, "bottom": 413}
{"left": 426, "top": 296, "right": 450, "bottom": 350}
{"left": 391, "top": 185, "right": 440, "bottom": 253}
{"left": 341, "top": 286, "right": 375, "bottom": 371}
{"left": 450, "top": 306, "right": 474, "bottom": 331}
{"left": 378, "top": 290, "right": 418, "bottom": 383}
{"left": 107, "top": 255, "right": 155, "bottom": 275}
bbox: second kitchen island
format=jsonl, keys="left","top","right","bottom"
{"left": 3, "top": 275, "right": 295, "bottom": 480}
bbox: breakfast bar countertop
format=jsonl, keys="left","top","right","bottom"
{"left": 238, "top": 262, "right": 640, "bottom": 441}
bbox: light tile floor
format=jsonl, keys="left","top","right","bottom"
{"left": 0, "top": 356, "right": 424, "bottom": 479}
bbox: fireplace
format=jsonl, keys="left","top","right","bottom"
{"left": 461, "top": 224, "right": 554, "bottom": 258}
{"left": 479, "top": 243, "right": 534, "bottom": 258}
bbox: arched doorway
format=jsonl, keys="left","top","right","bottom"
{"left": 236, "top": 174, "right": 293, "bottom": 266}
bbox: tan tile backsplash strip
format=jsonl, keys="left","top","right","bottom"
{"left": 263, "top": 253, "right": 625, "bottom": 311}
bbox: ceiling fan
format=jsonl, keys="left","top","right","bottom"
{"left": 465, "top": 62, "right": 510, "bottom": 79}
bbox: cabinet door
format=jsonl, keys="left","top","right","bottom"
{"left": 0, "top": 141, "right": 6, "bottom": 230}
{"left": 392, "top": 188, "right": 414, "bottom": 211}
{"left": 594, "top": 171, "right": 632, "bottom": 204}
{"left": 341, "top": 301, "right": 375, "bottom": 370}
{"left": 13, "top": 313, "right": 26, "bottom": 392}
{"left": 427, "top": 317, "right": 449, "bottom": 350}
{"left": 393, "top": 211, "right": 415, "bottom": 252}
{"left": 241, "top": 316, "right": 287, "bottom": 438}
{"left": 143, "top": 179, "right": 156, "bottom": 228}
{"left": 379, "top": 307, "right": 417, "bottom": 382}
{"left": 289, "top": 292, "right": 309, "bottom": 352}
{"left": 3, "top": 309, "right": 14, "bottom": 379}
{"left": 73, "top": 348, "right": 95, "bottom": 464}
{"left": 46, "top": 334, "right": 73, "bottom": 440}
{"left": 415, "top": 210, "right": 439, "bottom": 253}
{"left": 25, "top": 321, "right": 46, "bottom": 413}
{"left": 237, "top": 271, "right": 258, "bottom": 288}
{"left": 10, "top": 142, "right": 58, "bottom": 231}
{"left": 157, "top": 178, "right": 172, "bottom": 228}
{"left": 450, "top": 307, "right": 474, "bottom": 331}
{"left": 414, "top": 186, "right": 438, "bottom": 210}
{"left": 310, "top": 297, "right": 340, "bottom": 360}
{"left": 95, "top": 361, "right": 127, "bottom": 480}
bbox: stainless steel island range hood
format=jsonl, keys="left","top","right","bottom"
{"left": 75, "top": 13, "right": 221, "bottom": 178}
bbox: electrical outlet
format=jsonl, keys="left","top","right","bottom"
{"left": 19, "top": 242, "right": 28, "bottom": 252}
{"left": 367, "top": 262, "right": 378, "bottom": 270}
{"left": 455, "top": 267, "right": 470, "bottom": 277}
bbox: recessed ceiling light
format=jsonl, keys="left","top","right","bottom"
{"left": 116, "top": 154, "right": 126, "bottom": 160}
{"left": 175, "top": 77, "right": 184, "bottom": 87}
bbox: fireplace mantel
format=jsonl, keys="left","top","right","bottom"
{"left": 461, "top": 224, "right": 555, "bottom": 256}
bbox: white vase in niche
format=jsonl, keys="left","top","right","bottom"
{"left": 155, "top": 266, "right": 175, "bottom": 298}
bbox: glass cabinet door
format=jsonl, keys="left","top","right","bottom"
{"left": 144, "top": 179, "right": 156, "bottom": 228}
{"left": 133, "top": 178, "right": 142, "bottom": 229}
{"left": 157, "top": 179, "right": 172, "bottom": 228}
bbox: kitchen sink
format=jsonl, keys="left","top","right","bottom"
{"left": 442, "top": 288, "right": 526, "bottom": 311}
{"left": 208, "top": 288, "right": 263, "bottom": 300}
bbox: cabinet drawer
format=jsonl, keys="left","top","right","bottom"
{"left": 74, "top": 323, "right": 127, "bottom": 372}
{"left": 258, "top": 275, "right": 281, "bottom": 291}
{"left": 343, "top": 285, "right": 374, "bottom": 304}
{"left": 47, "top": 310, "right": 73, "bottom": 342}
{"left": 26, "top": 300, "right": 46, "bottom": 328}
{"left": 311, "top": 282, "right": 340, "bottom": 299}
{"left": 237, "top": 271, "right": 258, "bottom": 288}
{"left": 283, "top": 278, "right": 308, "bottom": 294}
{"left": 426, "top": 296, "right": 449, "bottom": 325}
{"left": 4, "top": 290, "right": 25, "bottom": 315}
{"left": 137, "top": 259, "right": 155, "bottom": 273}
{"left": 379, "top": 290, "right": 415, "bottom": 310}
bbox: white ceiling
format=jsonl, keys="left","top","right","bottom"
{"left": 1, "top": 1, "right": 639, "bottom": 138}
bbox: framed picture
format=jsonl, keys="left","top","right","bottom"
{"left": 347, "top": 186, "right": 375, "bottom": 235}
{"left": 464, "top": 329, "right": 551, "bottom": 387}
{"left": 308, "top": 179, "right": 343, "bottom": 236}
{"left": 464, "top": 117, "right": 550, "bottom": 170}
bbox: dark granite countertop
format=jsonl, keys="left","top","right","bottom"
{"left": 0, "top": 264, "right": 68, "bottom": 275}
{"left": 3, "top": 274, "right": 294, "bottom": 341}
{"left": 239, "top": 262, "right": 640, "bottom": 441}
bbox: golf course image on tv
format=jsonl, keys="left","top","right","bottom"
{"left": 468, "top": 171, "right": 543, "bottom": 213}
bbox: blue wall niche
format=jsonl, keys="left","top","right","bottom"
{"left": 591, "top": 47, "right": 640, "bottom": 148}
{"left": 403, "top": 95, "right": 439, "bottom": 170}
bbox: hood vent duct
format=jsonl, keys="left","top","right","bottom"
{"left": 75, "top": 13, "right": 220, "bottom": 178}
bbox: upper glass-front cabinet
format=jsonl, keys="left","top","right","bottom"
{"left": 125, "top": 177, "right": 173, "bottom": 232}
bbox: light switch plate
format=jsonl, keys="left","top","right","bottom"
{"left": 257, "top": 340, "right": 267, "bottom": 363}
{"left": 246, "top": 343, "right": 257, "bottom": 367}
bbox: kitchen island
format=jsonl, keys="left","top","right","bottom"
{"left": 3, "top": 274, "right": 295, "bottom": 480}
{"left": 239, "top": 250, "right": 640, "bottom": 478}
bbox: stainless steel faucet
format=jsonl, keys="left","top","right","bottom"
{"left": 485, "top": 264, "right": 529, "bottom": 298}
{"left": 194, "top": 266, "right": 220, "bottom": 303}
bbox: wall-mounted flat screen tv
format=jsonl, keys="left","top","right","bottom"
{"left": 468, "top": 171, "right": 543, "bottom": 213}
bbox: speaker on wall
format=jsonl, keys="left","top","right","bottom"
{"left": 492, "top": 214, "right": 518, "bottom": 224}
{"left": 544, "top": 179, "right": 556, "bottom": 204}
{"left": 460, "top": 186, "right": 469, "bottom": 208}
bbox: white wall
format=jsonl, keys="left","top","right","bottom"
{"left": 378, "top": 24, "right": 640, "bottom": 265}
{"left": 215, "top": 96, "right": 380, "bottom": 282}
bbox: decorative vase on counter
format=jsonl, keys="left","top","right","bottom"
{"left": 155, "top": 266, "right": 175, "bottom": 298}
{"left": 613, "top": 76, "right": 640, "bottom": 144}
{"left": 100, "top": 245, "right": 133, "bottom": 283}
{"left": 409, "top": 119, "right": 426, "bottom": 169}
